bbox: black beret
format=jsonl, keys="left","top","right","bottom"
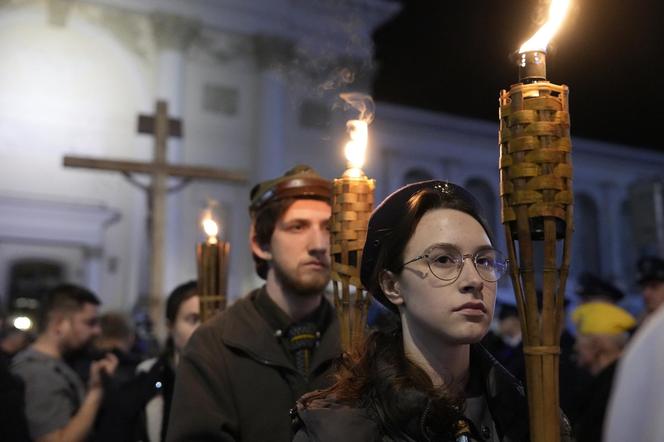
{"left": 360, "top": 180, "right": 491, "bottom": 312}
{"left": 636, "top": 256, "right": 664, "bottom": 284}
{"left": 249, "top": 165, "right": 332, "bottom": 214}
{"left": 575, "top": 272, "right": 624, "bottom": 302}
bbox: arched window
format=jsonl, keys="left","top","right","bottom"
{"left": 402, "top": 168, "right": 434, "bottom": 186}
{"left": 573, "top": 193, "right": 601, "bottom": 276}
{"left": 8, "top": 259, "right": 65, "bottom": 315}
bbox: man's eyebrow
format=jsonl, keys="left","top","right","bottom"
{"left": 281, "top": 217, "right": 312, "bottom": 224}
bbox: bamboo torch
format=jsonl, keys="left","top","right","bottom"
{"left": 499, "top": 1, "right": 573, "bottom": 441}
{"left": 196, "top": 204, "right": 230, "bottom": 323}
{"left": 331, "top": 93, "right": 376, "bottom": 352}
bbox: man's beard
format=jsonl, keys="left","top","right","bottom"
{"left": 64, "top": 340, "right": 97, "bottom": 359}
{"left": 273, "top": 260, "right": 330, "bottom": 297}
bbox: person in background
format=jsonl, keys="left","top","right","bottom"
{"left": 570, "top": 298, "right": 636, "bottom": 442}
{"left": 94, "top": 281, "right": 200, "bottom": 442}
{"left": 555, "top": 296, "right": 590, "bottom": 428}
{"left": 93, "top": 312, "right": 140, "bottom": 385}
{"left": 11, "top": 283, "right": 118, "bottom": 442}
{"left": 635, "top": 255, "right": 664, "bottom": 321}
{"left": 167, "top": 165, "right": 341, "bottom": 442}
{"left": 0, "top": 326, "right": 31, "bottom": 364}
{"left": 482, "top": 303, "right": 524, "bottom": 382}
{"left": 604, "top": 300, "right": 664, "bottom": 442}
{"left": 293, "top": 181, "right": 571, "bottom": 441}
{"left": 0, "top": 323, "right": 32, "bottom": 442}
{"left": 96, "top": 312, "right": 136, "bottom": 354}
{"left": 131, "top": 310, "right": 161, "bottom": 359}
{"left": 135, "top": 280, "right": 200, "bottom": 441}
{"left": 570, "top": 272, "right": 632, "bottom": 375}
{"left": 574, "top": 272, "right": 625, "bottom": 307}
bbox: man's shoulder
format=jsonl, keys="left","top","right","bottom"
{"left": 202, "top": 290, "right": 259, "bottom": 331}
{"left": 12, "top": 347, "right": 50, "bottom": 362}
{"left": 185, "top": 290, "right": 262, "bottom": 351}
{"left": 223, "top": 290, "right": 260, "bottom": 318}
{"left": 10, "top": 347, "right": 82, "bottom": 404}
{"left": 11, "top": 348, "right": 58, "bottom": 375}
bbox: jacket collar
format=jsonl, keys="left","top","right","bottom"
{"left": 471, "top": 344, "right": 529, "bottom": 442}
{"left": 221, "top": 288, "right": 340, "bottom": 374}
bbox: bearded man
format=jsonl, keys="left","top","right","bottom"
{"left": 11, "top": 284, "right": 117, "bottom": 442}
{"left": 167, "top": 165, "right": 340, "bottom": 442}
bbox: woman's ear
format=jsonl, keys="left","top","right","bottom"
{"left": 379, "top": 270, "right": 404, "bottom": 307}
{"left": 249, "top": 223, "right": 272, "bottom": 261}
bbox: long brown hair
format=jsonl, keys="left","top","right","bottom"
{"left": 326, "top": 319, "right": 463, "bottom": 438}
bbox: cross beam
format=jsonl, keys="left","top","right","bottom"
{"left": 63, "top": 100, "right": 246, "bottom": 337}
{"left": 62, "top": 156, "right": 247, "bottom": 183}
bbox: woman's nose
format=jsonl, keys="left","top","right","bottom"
{"left": 458, "top": 256, "right": 484, "bottom": 294}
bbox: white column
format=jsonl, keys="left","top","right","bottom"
{"left": 253, "top": 36, "right": 292, "bottom": 182}
{"left": 256, "top": 70, "right": 286, "bottom": 181}
{"left": 83, "top": 247, "right": 103, "bottom": 296}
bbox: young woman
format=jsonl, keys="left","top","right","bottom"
{"left": 94, "top": 281, "right": 200, "bottom": 442}
{"left": 135, "top": 280, "right": 200, "bottom": 441}
{"left": 293, "top": 181, "right": 571, "bottom": 441}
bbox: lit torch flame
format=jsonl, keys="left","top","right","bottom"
{"left": 519, "top": 0, "right": 571, "bottom": 53}
{"left": 344, "top": 119, "right": 368, "bottom": 178}
{"left": 202, "top": 217, "right": 219, "bottom": 244}
{"left": 340, "top": 92, "right": 374, "bottom": 178}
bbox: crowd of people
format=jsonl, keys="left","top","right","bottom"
{"left": 1, "top": 164, "right": 663, "bottom": 441}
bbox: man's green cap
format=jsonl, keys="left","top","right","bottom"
{"left": 249, "top": 165, "right": 333, "bottom": 213}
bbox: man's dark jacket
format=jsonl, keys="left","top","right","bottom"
{"left": 166, "top": 288, "right": 341, "bottom": 442}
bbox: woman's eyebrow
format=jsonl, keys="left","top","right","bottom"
{"left": 426, "top": 242, "right": 456, "bottom": 249}
{"left": 425, "top": 243, "right": 494, "bottom": 252}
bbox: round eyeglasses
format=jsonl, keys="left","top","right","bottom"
{"left": 401, "top": 244, "right": 509, "bottom": 283}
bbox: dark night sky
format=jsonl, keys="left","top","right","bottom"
{"left": 372, "top": 0, "right": 663, "bottom": 152}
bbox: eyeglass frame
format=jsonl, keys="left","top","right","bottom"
{"left": 400, "top": 243, "right": 510, "bottom": 283}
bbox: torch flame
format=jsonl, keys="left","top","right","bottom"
{"left": 519, "top": 0, "right": 571, "bottom": 53}
{"left": 344, "top": 119, "right": 368, "bottom": 174}
{"left": 202, "top": 217, "right": 219, "bottom": 243}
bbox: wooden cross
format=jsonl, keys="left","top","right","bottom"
{"left": 63, "top": 100, "right": 247, "bottom": 336}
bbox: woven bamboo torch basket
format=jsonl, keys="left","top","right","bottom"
{"left": 499, "top": 65, "right": 573, "bottom": 442}
{"left": 331, "top": 174, "right": 375, "bottom": 352}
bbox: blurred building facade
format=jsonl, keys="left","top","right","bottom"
{"left": 0, "top": 0, "right": 661, "bottom": 321}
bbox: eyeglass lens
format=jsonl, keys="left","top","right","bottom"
{"left": 426, "top": 245, "right": 507, "bottom": 282}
